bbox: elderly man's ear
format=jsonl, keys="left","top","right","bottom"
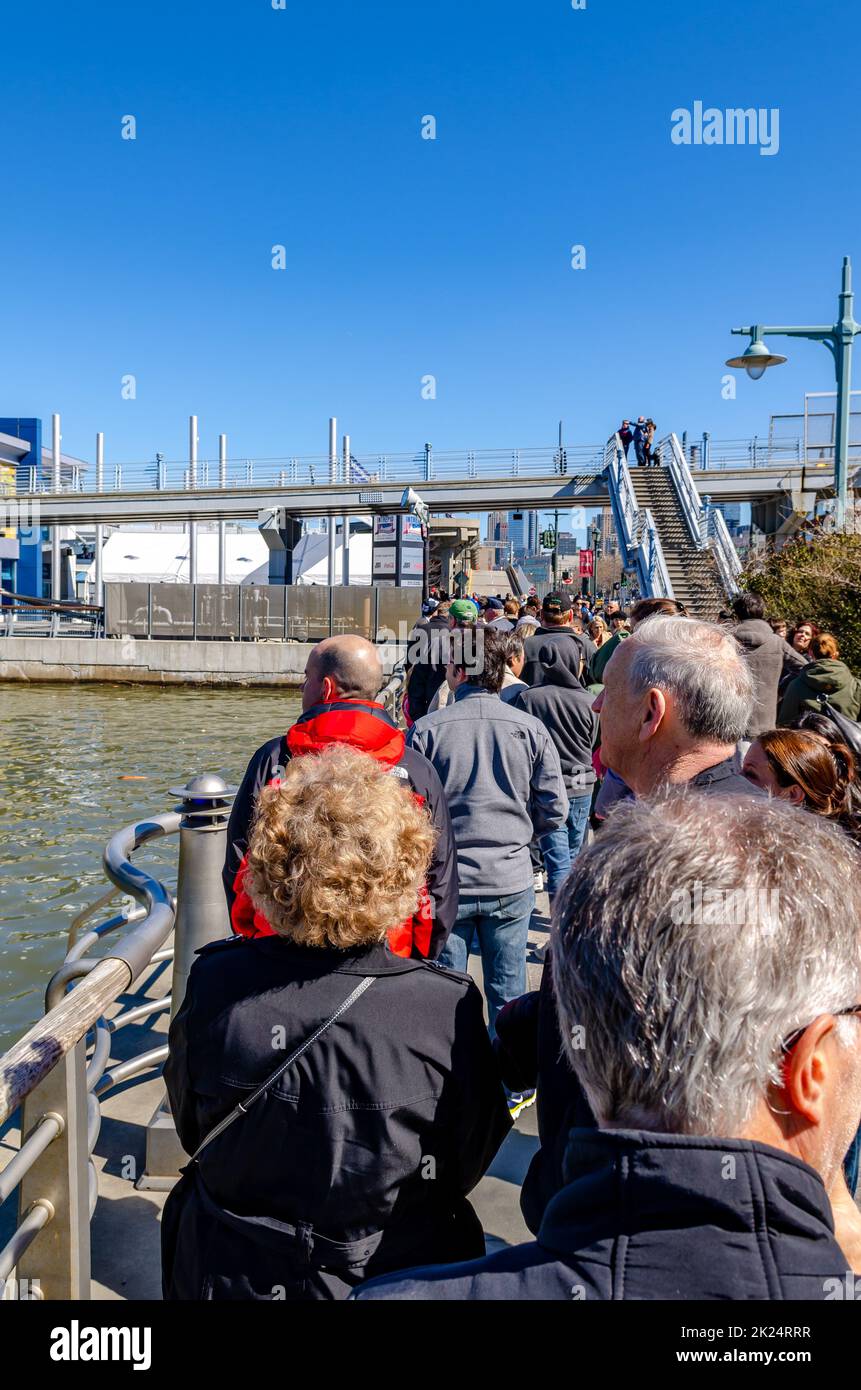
{"left": 780, "top": 1015, "right": 834, "bottom": 1126}
{"left": 638, "top": 688, "right": 667, "bottom": 743}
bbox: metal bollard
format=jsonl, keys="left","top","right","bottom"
{"left": 168, "top": 774, "right": 236, "bottom": 1017}
{"left": 138, "top": 774, "right": 236, "bottom": 1189}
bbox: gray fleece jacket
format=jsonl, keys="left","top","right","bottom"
{"left": 407, "top": 686, "right": 567, "bottom": 897}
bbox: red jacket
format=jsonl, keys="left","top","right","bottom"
{"left": 229, "top": 701, "right": 445, "bottom": 958}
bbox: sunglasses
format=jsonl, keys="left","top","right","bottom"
{"left": 781, "top": 1004, "right": 861, "bottom": 1055}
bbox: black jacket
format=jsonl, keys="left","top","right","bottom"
{"left": 512, "top": 642, "right": 598, "bottom": 796}
{"left": 521, "top": 627, "right": 585, "bottom": 688}
{"left": 162, "top": 936, "right": 511, "bottom": 1300}
{"left": 354, "top": 1129, "right": 848, "bottom": 1301}
{"left": 223, "top": 701, "right": 458, "bottom": 959}
{"left": 405, "top": 616, "right": 451, "bottom": 721}
{"left": 496, "top": 752, "right": 766, "bottom": 1234}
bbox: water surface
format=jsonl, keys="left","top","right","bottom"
{"left": 0, "top": 683, "right": 302, "bottom": 1048}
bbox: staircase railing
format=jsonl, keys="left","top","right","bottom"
{"left": 658, "top": 432, "right": 704, "bottom": 545}
{"left": 604, "top": 435, "right": 675, "bottom": 600}
{"left": 704, "top": 498, "right": 743, "bottom": 599}
{"left": 655, "top": 433, "right": 742, "bottom": 600}
{"left": 639, "top": 508, "right": 675, "bottom": 599}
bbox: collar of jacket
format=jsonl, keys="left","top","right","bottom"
{"left": 248, "top": 937, "right": 429, "bottom": 977}
{"left": 539, "top": 1127, "right": 833, "bottom": 1255}
{"left": 453, "top": 685, "right": 499, "bottom": 703}
{"left": 690, "top": 751, "right": 743, "bottom": 788}
{"left": 287, "top": 700, "right": 405, "bottom": 765}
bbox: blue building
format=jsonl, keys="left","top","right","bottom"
{"left": 0, "top": 418, "right": 88, "bottom": 597}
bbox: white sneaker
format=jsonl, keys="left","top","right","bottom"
{"left": 532, "top": 871, "right": 544, "bottom": 893}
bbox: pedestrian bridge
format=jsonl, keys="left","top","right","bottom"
{"left": 5, "top": 442, "right": 846, "bottom": 527}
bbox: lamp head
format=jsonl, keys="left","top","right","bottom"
{"left": 726, "top": 335, "right": 787, "bottom": 380}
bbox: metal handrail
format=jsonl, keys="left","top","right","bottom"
{"left": 658, "top": 433, "right": 703, "bottom": 545}
{"left": 0, "top": 820, "right": 177, "bottom": 1123}
{"left": 0, "top": 810, "right": 181, "bottom": 1298}
{"left": 707, "top": 504, "right": 743, "bottom": 598}
{"left": 0, "top": 772, "right": 239, "bottom": 1298}
{"left": 19, "top": 443, "right": 607, "bottom": 497}
{"left": 638, "top": 508, "right": 675, "bottom": 600}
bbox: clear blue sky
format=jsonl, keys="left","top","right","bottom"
{"left": 2, "top": 0, "right": 858, "bottom": 468}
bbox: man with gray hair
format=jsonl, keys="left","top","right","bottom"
{"left": 594, "top": 614, "right": 762, "bottom": 799}
{"left": 355, "top": 795, "right": 861, "bottom": 1299}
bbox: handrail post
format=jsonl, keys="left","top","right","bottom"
{"left": 16, "top": 1039, "right": 90, "bottom": 1299}
{"left": 138, "top": 775, "right": 236, "bottom": 1189}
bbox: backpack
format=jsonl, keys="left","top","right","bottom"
{"left": 816, "top": 693, "right": 861, "bottom": 763}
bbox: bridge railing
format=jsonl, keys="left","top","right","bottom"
{"left": 19, "top": 444, "right": 607, "bottom": 497}
{"left": 691, "top": 437, "right": 804, "bottom": 470}
{"left": 9, "top": 434, "right": 821, "bottom": 501}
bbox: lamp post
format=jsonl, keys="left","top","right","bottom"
{"left": 590, "top": 521, "right": 600, "bottom": 602}
{"left": 725, "top": 255, "right": 859, "bottom": 528}
{"left": 401, "top": 486, "right": 430, "bottom": 603}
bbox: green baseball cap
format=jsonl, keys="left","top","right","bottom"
{"left": 449, "top": 598, "right": 479, "bottom": 623}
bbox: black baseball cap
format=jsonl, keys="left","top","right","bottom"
{"left": 542, "top": 592, "right": 574, "bottom": 615}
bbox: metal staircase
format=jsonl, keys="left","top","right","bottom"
{"left": 629, "top": 468, "right": 727, "bottom": 619}
{"left": 604, "top": 432, "right": 743, "bottom": 619}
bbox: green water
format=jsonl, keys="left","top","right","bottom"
{"left": 0, "top": 683, "right": 303, "bottom": 1049}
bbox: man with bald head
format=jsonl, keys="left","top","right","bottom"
{"left": 224, "top": 635, "right": 458, "bottom": 958}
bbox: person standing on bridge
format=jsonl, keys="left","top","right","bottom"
{"left": 632, "top": 416, "right": 648, "bottom": 466}
{"left": 617, "top": 419, "right": 633, "bottom": 459}
{"left": 644, "top": 418, "right": 657, "bottom": 465}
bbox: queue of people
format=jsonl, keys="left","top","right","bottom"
{"left": 161, "top": 590, "right": 861, "bottom": 1302}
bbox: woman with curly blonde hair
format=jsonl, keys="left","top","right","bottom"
{"left": 163, "top": 745, "right": 510, "bottom": 1302}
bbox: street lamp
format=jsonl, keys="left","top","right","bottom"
{"left": 590, "top": 521, "right": 600, "bottom": 602}
{"left": 725, "top": 336, "right": 787, "bottom": 381}
{"left": 401, "top": 486, "right": 430, "bottom": 603}
{"left": 725, "top": 256, "right": 860, "bottom": 527}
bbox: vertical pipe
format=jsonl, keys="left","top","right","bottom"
{"left": 188, "top": 416, "right": 198, "bottom": 586}
{"left": 342, "top": 433, "right": 350, "bottom": 585}
{"left": 328, "top": 417, "right": 337, "bottom": 585}
{"left": 218, "top": 433, "right": 227, "bottom": 585}
{"left": 51, "top": 414, "right": 62, "bottom": 599}
{"left": 834, "top": 256, "right": 853, "bottom": 530}
{"left": 95, "top": 433, "right": 105, "bottom": 607}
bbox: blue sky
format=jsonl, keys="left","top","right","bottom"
{"left": 2, "top": 0, "right": 858, "bottom": 472}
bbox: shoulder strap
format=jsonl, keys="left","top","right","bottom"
{"left": 189, "top": 975, "right": 376, "bottom": 1163}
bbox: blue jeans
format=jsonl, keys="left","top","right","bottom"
{"left": 844, "top": 1126, "right": 861, "bottom": 1197}
{"left": 439, "top": 886, "right": 535, "bottom": 1038}
{"left": 540, "top": 794, "right": 592, "bottom": 899}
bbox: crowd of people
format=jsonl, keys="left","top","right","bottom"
{"left": 160, "top": 584, "right": 861, "bottom": 1302}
